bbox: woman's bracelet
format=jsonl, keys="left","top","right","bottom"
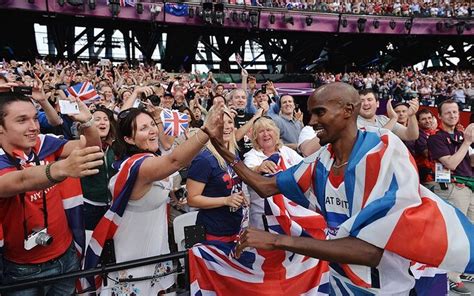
{"left": 45, "top": 162, "right": 63, "bottom": 184}
{"left": 228, "top": 158, "right": 240, "bottom": 168}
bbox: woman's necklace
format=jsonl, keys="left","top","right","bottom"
{"left": 333, "top": 161, "right": 348, "bottom": 169}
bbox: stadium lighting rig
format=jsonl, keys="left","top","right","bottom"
{"left": 357, "top": 18, "right": 367, "bottom": 32}
{"left": 372, "top": 19, "right": 380, "bottom": 29}
{"left": 389, "top": 19, "right": 396, "bottom": 30}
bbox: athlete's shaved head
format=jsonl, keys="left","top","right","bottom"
{"left": 310, "top": 82, "right": 361, "bottom": 118}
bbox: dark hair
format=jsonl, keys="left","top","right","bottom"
{"left": 416, "top": 109, "right": 433, "bottom": 121}
{"left": 279, "top": 93, "right": 294, "bottom": 104}
{"left": 0, "top": 92, "right": 34, "bottom": 127}
{"left": 437, "top": 99, "right": 458, "bottom": 115}
{"left": 358, "top": 88, "right": 378, "bottom": 100}
{"left": 178, "top": 106, "right": 200, "bottom": 128}
{"left": 92, "top": 106, "right": 117, "bottom": 144}
{"left": 111, "top": 108, "right": 156, "bottom": 159}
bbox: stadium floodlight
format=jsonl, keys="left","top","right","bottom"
{"left": 372, "top": 19, "right": 379, "bottom": 29}
{"left": 240, "top": 12, "right": 248, "bottom": 23}
{"left": 444, "top": 21, "right": 453, "bottom": 28}
{"left": 436, "top": 22, "right": 443, "bottom": 31}
{"left": 214, "top": 3, "right": 225, "bottom": 26}
{"left": 269, "top": 14, "right": 275, "bottom": 24}
{"left": 341, "top": 17, "right": 348, "bottom": 28}
{"left": 455, "top": 21, "right": 465, "bottom": 34}
{"left": 135, "top": 2, "right": 143, "bottom": 14}
{"left": 202, "top": 2, "right": 213, "bottom": 24}
{"left": 357, "top": 18, "right": 367, "bottom": 33}
{"left": 188, "top": 7, "right": 194, "bottom": 18}
{"left": 283, "top": 15, "right": 294, "bottom": 25}
{"left": 389, "top": 19, "right": 396, "bottom": 30}
{"left": 305, "top": 16, "right": 313, "bottom": 26}
{"left": 404, "top": 19, "right": 413, "bottom": 31}
{"left": 89, "top": 0, "right": 95, "bottom": 10}
{"left": 249, "top": 10, "right": 258, "bottom": 27}
{"left": 232, "top": 11, "right": 238, "bottom": 22}
{"left": 109, "top": 0, "right": 121, "bottom": 17}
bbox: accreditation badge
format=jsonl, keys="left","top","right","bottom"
{"left": 435, "top": 162, "right": 451, "bottom": 183}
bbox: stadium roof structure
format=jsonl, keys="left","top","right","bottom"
{"left": 0, "top": 1, "right": 472, "bottom": 72}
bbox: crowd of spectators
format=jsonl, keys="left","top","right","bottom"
{"left": 0, "top": 57, "right": 472, "bottom": 294}
{"left": 313, "top": 68, "right": 473, "bottom": 109}
{"left": 243, "top": 0, "right": 474, "bottom": 18}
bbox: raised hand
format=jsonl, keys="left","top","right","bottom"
{"left": 407, "top": 98, "right": 420, "bottom": 117}
{"left": 134, "top": 86, "right": 154, "bottom": 98}
{"left": 463, "top": 123, "right": 474, "bottom": 145}
{"left": 69, "top": 97, "right": 93, "bottom": 124}
{"left": 145, "top": 99, "right": 163, "bottom": 119}
{"left": 203, "top": 101, "right": 225, "bottom": 145}
{"left": 31, "top": 73, "right": 46, "bottom": 103}
{"left": 386, "top": 99, "right": 398, "bottom": 120}
{"left": 56, "top": 135, "right": 104, "bottom": 178}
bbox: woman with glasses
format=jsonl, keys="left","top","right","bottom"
{"left": 80, "top": 106, "right": 117, "bottom": 237}
{"left": 89, "top": 104, "right": 222, "bottom": 295}
{"left": 186, "top": 107, "right": 248, "bottom": 242}
{"left": 243, "top": 116, "right": 302, "bottom": 229}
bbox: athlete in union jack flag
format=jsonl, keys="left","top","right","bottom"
{"left": 209, "top": 82, "right": 474, "bottom": 295}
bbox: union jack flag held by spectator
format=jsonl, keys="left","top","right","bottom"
{"left": 160, "top": 109, "right": 189, "bottom": 137}
{"left": 64, "top": 82, "right": 100, "bottom": 105}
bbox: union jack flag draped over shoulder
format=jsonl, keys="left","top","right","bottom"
{"left": 188, "top": 153, "right": 330, "bottom": 295}
{"left": 0, "top": 134, "right": 86, "bottom": 270}
{"left": 276, "top": 126, "right": 473, "bottom": 292}
{"left": 81, "top": 153, "right": 152, "bottom": 294}
{"left": 160, "top": 109, "right": 189, "bottom": 137}
{"left": 64, "top": 81, "right": 100, "bottom": 105}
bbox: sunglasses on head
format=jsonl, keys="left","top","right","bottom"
{"left": 117, "top": 106, "right": 147, "bottom": 120}
{"left": 253, "top": 115, "right": 273, "bottom": 126}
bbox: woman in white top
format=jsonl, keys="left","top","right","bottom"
{"left": 243, "top": 116, "right": 303, "bottom": 229}
{"left": 92, "top": 104, "right": 222, "bottom": 295}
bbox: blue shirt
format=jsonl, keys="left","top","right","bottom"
{"left": 187, "top": 149, "right": 243, "bottom": 236}
{"left": 38, "top": 111, "right": 76, "bottom": 140}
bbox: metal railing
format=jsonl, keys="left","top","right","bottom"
{"left": 0, "top": 251, "right": 189, "bottom": 294}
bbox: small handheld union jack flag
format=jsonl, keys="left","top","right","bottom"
{"left": 64, "top": 82, "right": 100, "bottom": 105}
{"left": 160, "top": 109, "right": 189, "bottom": 137}
{"left": 235, "top": 53, "right": 243, "bottom": 68}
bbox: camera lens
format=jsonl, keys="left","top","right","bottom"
{"left": 36, "top": 232, "right": 53, "bottom": 246}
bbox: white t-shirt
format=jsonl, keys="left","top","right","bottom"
{"left": 324, "top": 172, "right": 414, "bottom": 295}
{"left": 297, "top": 125, "right": 317, "bottom": 148}
{"left": 357, "top": 115, "right": 403, "bottom": 135}
{"left": 243, "top": 146, "right": 303, "bottom": 229}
